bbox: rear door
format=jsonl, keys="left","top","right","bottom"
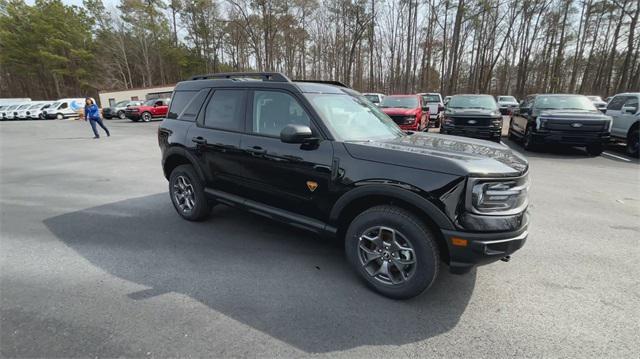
{"left": 187, "top": 89, "right": 247, "bottom": 194}
{"left": 237, "top": 89, "right": 334, "bottom": 220}
{"left": 607, "top": 95, "right": 627, "bottom": 137}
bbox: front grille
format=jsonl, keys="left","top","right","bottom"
{"left": 389, "top": 115, "right": 413, "bottom": 125}
{"left": 545, "top": 120, "right": 607, "bottom": 132}
{"left": 452, "top": 117, "right": 491, "bottom": 126}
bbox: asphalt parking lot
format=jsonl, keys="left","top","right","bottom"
{"left": 1, "top": 119, "right": 639, "bottom": 358}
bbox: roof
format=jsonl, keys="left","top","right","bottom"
{"left": 174, "top": 78, "right": 348, "bottom": 95}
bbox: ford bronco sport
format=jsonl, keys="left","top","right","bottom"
{"left": 158, "top": 72, "right": 530, "bottom": 299}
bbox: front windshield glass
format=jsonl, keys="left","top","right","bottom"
{"left": 116, "top": 100, "right": 130, "bottom": 107}
{"left": 380, "top": 96, "right": 419, "bottom": 109}
{"left": 306, "top": 93, "right": 405, "bottom": 142}
{"left": 535, "top": 95, "right": 597, "bottom": 111}
{"left": 364, "top": 94, "right": 380, "bottom": 103}
{"left": 587, "top": 96, "right": 603, "bottom": 102}
{"left": 29, "top": 103, "right": 42, "bottom": 109}
{"left": 18, "top": 104, "right": 31, "bottom": 109}
{"left": 49, "top": 102, "right": 60, "bottom": 109}
{"left": 499, "top": 96, "right": 517, "bottom": 102}
{"left": 422, "top": 94, "right": 441, "bottom": 103}
{"left": 448, "top": 95, "right": 497, "bottom": 110}
{"left": 144, "top": 99, "right": 157, "bottom": 106}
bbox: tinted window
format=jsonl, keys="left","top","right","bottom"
{"left": 168, "top": 91, "right": 197, "bottom": 119}
{"left": 423, "top": 94, "right": 441, "bottom": 103}
{"left": 252, "top": 91, "right": 310, "bottom": 137}
{"left": 623, "top": 96, "right": 638, "bottom": 109}
{"left": 381, "top": 96, "right": 419, "bottom": 108}
{"left": 448, "top": 95, "right": 497, "bottom": 110}
{"left": 204, "top": 90, "right": 245, "bottom": 131}
{"left": 60, "top": 102, "right": 68, "bottom": 109}
{"left": 534, "top": 95, "right": 597, "bottom": 111}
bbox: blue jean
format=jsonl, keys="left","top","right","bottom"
{"left": 89, "top": 117, "right": 110, "bottom": 137}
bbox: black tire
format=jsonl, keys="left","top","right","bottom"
{"left": 586, "top": 143, "right": 603, "bottom": 156}
{"left": 169, "top": 164, "right": 211, "bottom": 221}
{"left": 522, "top": 126, "right": 536, "bottom": 151}
{"left": 626, "top": 128, "right": 639, "bottom": 158}
{"left": 345, "top": 205, "right": 440, "bottom": 299}
{"left": 118, "top": 110, "right": 126, "bottom": 120}
{"left": 142, "top": 112, "right": 152, "bottom": 122}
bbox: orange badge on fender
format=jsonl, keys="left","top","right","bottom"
{"left": 306, "top": 181, "right": 318, "bottom": 192}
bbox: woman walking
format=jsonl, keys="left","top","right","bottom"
{"left": 84, "top": 98, "right": 110, "bottom": 139}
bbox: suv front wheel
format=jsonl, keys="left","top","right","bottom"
{"left": 345, "top": 205, "right": 440, "bottom": 299}
{"left": 169, "top": 164, "right": 211, "bottom": 221}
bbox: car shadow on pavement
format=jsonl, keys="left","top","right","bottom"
{"left": 43, "top": 193, "right": 476, "bottom": 353}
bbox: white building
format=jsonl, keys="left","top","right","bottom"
{"left": 98, "top": 85, "right": 174, "bottom": 107}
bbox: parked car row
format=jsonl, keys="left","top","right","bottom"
{"left": 0, "top": 98, "right": 87, "bottom": 121}
{"left": 362, "top": 92, "right": 445, "bottom": 129}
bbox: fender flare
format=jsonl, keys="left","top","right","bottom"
{"left": 329, "top": 184, "right": 455, "bottom": 230}
{"left": 162, "top": 146, "right": 209, "bottom": 183}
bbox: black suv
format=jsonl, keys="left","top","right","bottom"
{"left": 440, "top": 94, "right": 503, "bottom": 142}
{"left": 158, "top": 72, "right": 530, "bottom": 299}
{"left": 509, "top": 94, "right": 612, "bottom": 155}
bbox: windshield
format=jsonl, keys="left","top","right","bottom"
{"left": 29, "top": 103, "right": 43, "bottom": 109}
{"left": 48, "top": 102, "right": 60, "bottom": 109}
{"left": 305, "top": 93, "right": 405, "bottom": 141}
{"left": 535, "top": 95, "right": 597, "bottom": 111}
{"left": 499, "top": 96, "right": 517, "bottom": 102}
{"left": 144, "top": 99, "right": 158, "bottom": 106}
{"left": 587, "top": 96, "right": 603, "bottom": 102}
{"left": 18, "top": 104, "right": 31, "bottom": 110}
{"left": 380, "top": 96, "right": 419, "bottom": 109}
{"left": 364, "top": 94, "right": 380, "bottom": 103}
{"left": 448, "top": 95, "right": 497, "bottom": 110}
{"left": 422, "top": 94, "right": 441, "bottom": 103}
{"left": 116, "top": 100, "right": 130, "bottom": 107}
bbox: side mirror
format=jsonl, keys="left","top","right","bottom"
{"left": 280, "top": 124, "right": 315, "bottom": 144}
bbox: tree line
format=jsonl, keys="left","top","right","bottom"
{"left": 0, "top": 0, "right": 638, "bottom": 102}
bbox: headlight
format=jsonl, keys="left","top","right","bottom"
{"left": 466, "top": 175, "right": 529, "bottom": 215}
{"left": 403, "top": 116, "right": 415, "bottom": 124}
{"left": 536, "top": 117, "right": 548, "bottom": 130}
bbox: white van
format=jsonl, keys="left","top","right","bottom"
{"left": 14, "top": 102, "right": 35, "bottom": 120}
{"left": 2, "top": 103, "right": 30, "bottom": 120}
{"left": 24, "top": 102, "right": 52, "bottom": 120}
{"left": 42, "top": 98, "right": 85, "bottom": 120}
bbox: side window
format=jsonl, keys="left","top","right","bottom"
{"left": 155, "top": 100, "right": 163, "bottom": 107}
{"left": 168, "top": 91, "right": 196, "bottom": 119}
{"left": 204, "top": 90, "right": 245, "bottom": 131}
{"left": 607, "top": 96, "right": 626, "bottom": 111}
{"left": 624, "top": 96, "right": 638, "bottom": 109}
{"left": 180, "top": 90, "right": 209, "bottom": 121}
{"left": 60, "top": 102, "right": 68, "bottom": 109}
{"left": 252, "top": 91, "right": 310, "bottom": 137}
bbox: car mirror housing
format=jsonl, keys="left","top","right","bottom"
{"left": 280, "top": 124, "right": 316, "bottom": 144}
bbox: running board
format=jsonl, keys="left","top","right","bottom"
{"left": 204, "top": 188, "right": 337, "bottom": 236}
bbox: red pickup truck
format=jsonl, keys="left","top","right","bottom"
{"left": 380, "top": 95, "right": 429, "bottom": 131}
{"left": 125, "top": 98, "right": 170, "bottom": 122}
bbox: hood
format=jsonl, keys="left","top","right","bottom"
{"left": 498, "top": 101, "right": 518, "bottom": 105}
{"left": 344, "top": 132, "right": 528, "bottom": 177}
{"left": 382, "top": 107, "right": 419, "bottom": 116}
{"left": 537, "top": 110, "right": 611, "bottom": 120}
{"left": 446, "top": 108, "right": 500, "bottom": 117}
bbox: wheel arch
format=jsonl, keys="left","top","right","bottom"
{"left": 627, "top": 120, "right": 639, "bottom": 139}
{"left": 162, "top": 146, "right": 208, "bottom": 183}
{"left": 330, "top": 185, "right": 454, "bottom": 263}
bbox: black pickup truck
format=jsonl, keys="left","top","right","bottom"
{"left": 508, "top": 94, "right": 612, "bottom": 155}
{"left": 158, "top": 72, "right": 530, "bottom": 299}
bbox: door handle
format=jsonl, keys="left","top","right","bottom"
{"left": 192, "top": 136, "right": 207, "bottom": 144}
{"left": 247, "top": 146, "right": 266, "bottom": 155}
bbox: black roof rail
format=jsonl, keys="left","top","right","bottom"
{"left": 190, "top": 72, "right": 291, "bottom": 82}
{"left": 293, "top": 79, "right": 350, "bottom": 88}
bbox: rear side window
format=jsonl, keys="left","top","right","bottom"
{"left": 168, "top": 91, "right": 195, "bottom": 119}
{"left": 168, "top": 90, "right": 208, "bottom": 121}
{"left": 204, "top": 90, "right": 245, "bottom": 131}
{"left": 607, "top": 96, "right": 626, "bottom": 111}
{"left": 624, "top": 96, "right": 638, "bottom": 109}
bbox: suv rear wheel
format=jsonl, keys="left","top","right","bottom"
{"left": 169, "top": 164, "right": 211, "bottom": 221}
{"left": 345, "top": 205, "right": 439, "bottom": 299}
{"left": 627, "top": 128, "right": 639, "bottom": 157}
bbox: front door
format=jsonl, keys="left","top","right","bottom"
{"left": 237, "top": 89, "right": 334, "bottom": 221}
{"left": 152, "top": 100, "right": 169, "bottom": 117}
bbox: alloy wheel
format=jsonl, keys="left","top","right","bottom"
{"left": 358, "top": 226, "right": 417, "bottom": 285}
{"left": 173, "top": 175, "right": 196, "bottom": 213}
{"left": 142, "top": 112, "right": 151, "bottom": 122}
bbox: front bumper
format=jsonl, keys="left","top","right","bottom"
{"left": 532, "top": 130, "right": 610, "bottom": 146}
{"left": 443, "top": 225, "right": 528, "bottom": 274}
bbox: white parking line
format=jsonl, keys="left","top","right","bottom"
{"left": 602, "top": 152, "right": 631, "bottom": 162}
